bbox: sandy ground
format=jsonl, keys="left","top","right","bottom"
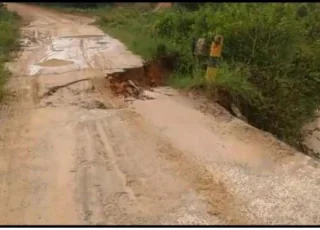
{"left": 0, "top": 3, "right": 320, "bottom": 225}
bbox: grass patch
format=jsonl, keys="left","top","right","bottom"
{"left": 96, "top": 7, "right": 164, "bottom": 60}
{"left": 0, "top": 4, "right": 21, "bottom": 101}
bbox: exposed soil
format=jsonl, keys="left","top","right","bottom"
{"left": 108, "top": 58, "right": 172, "bottom": 86}
{"left": 0, "top": 3, "right": 320, "bottom": 225}
{"left": 154, "top": 3, "right": 173, "bottom": 11}
{"left": 107, "top": 57, "right": 173, "bottom": 100}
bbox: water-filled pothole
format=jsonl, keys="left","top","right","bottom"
{"left": 36, "top": 58, "right": 74, "bottom": 67}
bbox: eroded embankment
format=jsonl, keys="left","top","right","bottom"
{"left": 105, "top": 56, "right": 320, "bottom": 160}
{"left": 106, "top": 56, "right": 173, "bottom": 99}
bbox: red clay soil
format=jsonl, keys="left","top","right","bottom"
{"left": 107, "top": 57, "right": 172, "bottom": 98}
{"left": 154, "top": 3, "right": 173, "bottom": 11}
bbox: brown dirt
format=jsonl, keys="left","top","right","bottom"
{"left": 154, "top": 3, "right": 173, "bottom": 11}
{"left": 107, "top": 57, "right": 173, "bottom": 98}
{"left": 109, "top": 58, "right": 172, "bottom": 86}
{"left": 1, "top": 3, "right": 320, "bottom": 225}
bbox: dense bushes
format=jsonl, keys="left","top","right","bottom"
{"left": 175, "top": 3, "right": 320, "bottom": 146}
{"left": 97, "top": 3, "right": 320, "bottom": 148}
{"left": 0, "top": 4, "right": 21, "bottom": 100}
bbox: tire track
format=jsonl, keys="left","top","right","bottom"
{"left": 74, "top": 119, "right": 136, "bottom": 224}
{"left": 120, "top": 111, "right": 250, "bottom": 224}
{"left": 74, "top": 123, "right": 92, "bottom": 224}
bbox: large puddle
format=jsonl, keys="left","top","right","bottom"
{"left": 36, "top": 58, "right": 74, "bottom": 67}
{"left": 27, "top": 34, "right": 143, "bottom": 76}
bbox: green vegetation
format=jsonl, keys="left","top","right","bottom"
{"left": 0, "top": 4, "right": 21, "bottom": 101}
{"left": 39, "top": 3, "right": 320, "bottom": 150}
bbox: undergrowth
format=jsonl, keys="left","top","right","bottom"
{"left": 0, "top": 4, "right": 21, "bottom": 101}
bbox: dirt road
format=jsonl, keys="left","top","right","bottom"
{"left": 1, "top": 3, "right": 320, "bottom": 225}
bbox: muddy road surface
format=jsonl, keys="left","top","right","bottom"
{"left": 1, "top": 3, "right": 320, "bottom": 225}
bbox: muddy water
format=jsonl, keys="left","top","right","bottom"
{"left": 28, "top": 35, "right": 142, "bottom": 76}
{"left": 37, "top": 58, "right": 74, "bottom": 67}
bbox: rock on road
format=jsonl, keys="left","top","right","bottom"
{"left": 0, "top": 3, "right": 320, "bottom": 225}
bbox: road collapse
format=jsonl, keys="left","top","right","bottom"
{"left": 106, "top": 57, "right": 173, "bottom": 100}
